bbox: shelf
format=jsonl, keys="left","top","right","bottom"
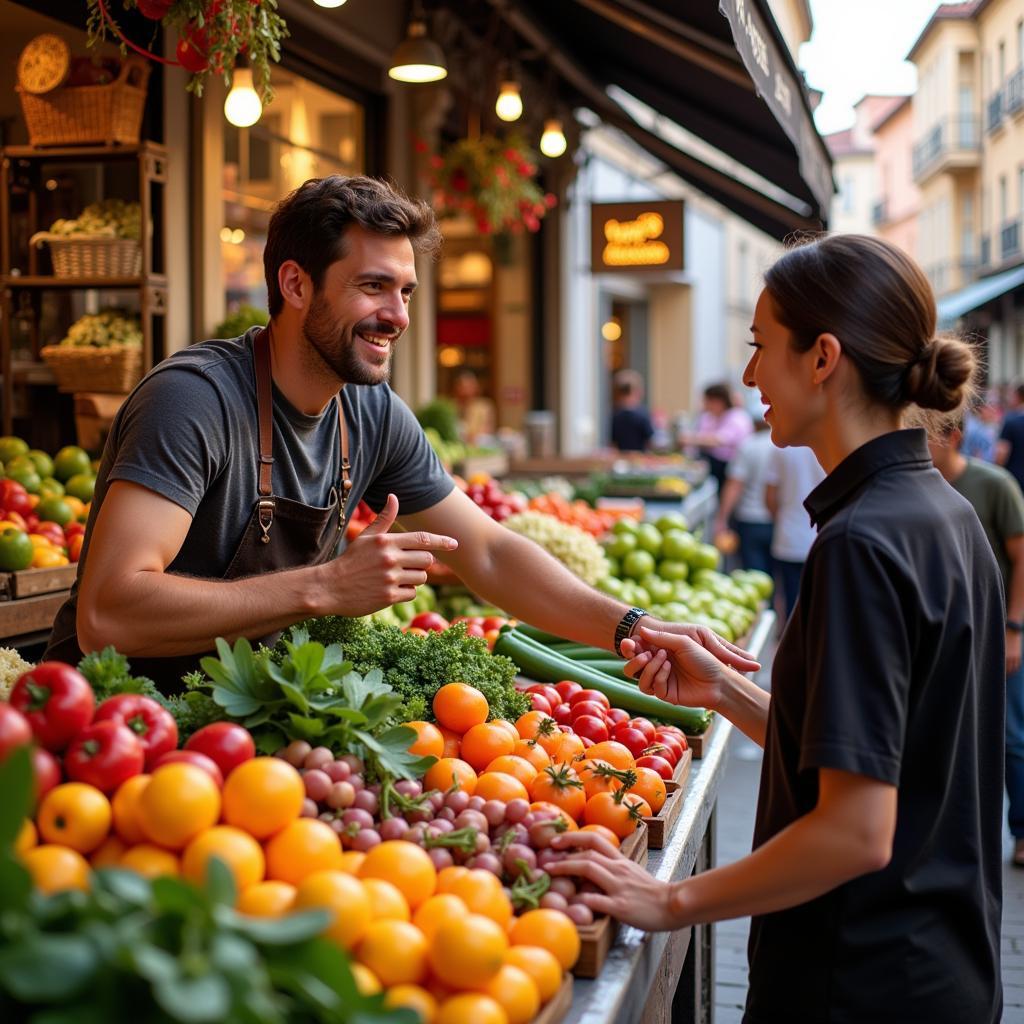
{"left": 10, "top": 361, "right": 55, "bottom": 386}
{"left": 3, "top": 142, "right": 168, "bottom": 161}
{"left": 2, "top": 275, "right": 168, "bottom": 290}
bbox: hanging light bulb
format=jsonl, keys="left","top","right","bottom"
{"left": 224, "top": 63, "right": 262, "bottom": 128}
{"left": 313, "top": 0, "right": 348, "bottom": 6}
{"left": 540, "top": 118, "right": 567, "bottom": 158}
{"left": 495, "top": 80, "right": 523, "bottom": 122}
{"left": 388, "top": 17, "right": 447, "bottom": 83}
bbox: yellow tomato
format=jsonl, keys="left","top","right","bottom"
{"left": 38, "top": 783, "right": 112, "bottom": 854}
{"left": 356, "top": 920, "right": 429, "bottom": 987}
{"left": 264, "top": 818, "right": 344, "bottom": 886}
{"left": 358, "top": 840, "right": 436, "bottom": 910}
{"left": 292, "top": 870, "right": 372, "bottom": 950}
{"left": 222, "top": 757, "right": 304, "bottom": 840}
{"left": 137, "top": 764, "right": 220, "bottom": 850}
{"left": 182, "top": 825, "right": 265, "bottom": 890}
{"left": 120, "top": 843, "right": 180, "bottom": 879}
{"left": 23, "top": 844, "right": 90, "bottom": 893}
{"left": 237, "top": 880, "right": 296, "bottom": 918}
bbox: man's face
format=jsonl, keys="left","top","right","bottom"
{"left": 302, "top": 225, "right": 418, "bottom": 386}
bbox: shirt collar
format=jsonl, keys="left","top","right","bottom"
{"left": 804, "top": 428, "right": 932, "bottom": 528}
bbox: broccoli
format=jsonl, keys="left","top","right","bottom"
{"left": 161, "top": 690, "right": 224, "bottom": 741}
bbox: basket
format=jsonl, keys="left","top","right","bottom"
{"left": 40, "top": 344, "right": 142, "bottom": 394}
{"left": 18, "top": 57, "right": 150, "bottom": 147}
{"left": 30, "top": 233, "right": 142, "bottom": 278}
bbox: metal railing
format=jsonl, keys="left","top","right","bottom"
{"left": 1002, "top": 219, "right": 1022, "bottom": 260}
{"left": 911, "top": 116, "right": 981, "bottom": 179}
{"left": 872, "top": 199, "right": 888, "bottom": 226}
{"left": 987, "top": 91, "right": 1004, "bottom": 133}
{"left": 1008, "top": 68, "right": 1024, "bottom": 115}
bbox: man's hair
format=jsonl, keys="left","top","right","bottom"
{"left": 1013, "top": 381, "right": 1024, "bottom": 404}
{"left": 614, "top": 369, "right": 643, "bottom": 398}
{"left": 264, "top": 175, "right": 443, "bottom": 316}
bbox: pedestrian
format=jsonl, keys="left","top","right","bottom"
{"left": 451, "top": 368, "right": 496, "bottom": 445}
{"left": 961, "top": 396, "right": 999, "bottom": 462}
{"left": 928, "top": 419, "right": 1024, "bottom": 865}
{"left": 712, "top": 418, "right": 774, "bottom": 575}
{"left": 45, "top": 175, "right": 755, "bottom": 693}
{"left": 680, "top": 382, "right": 753, "bottom": 494}
{"left": 997, "top": 381, "right": 1024, "bottom": 490}
{"left": 763, "top": 444, "right": 824, "bottom": 620}
{"left": 550, "top": 234, "right": 1003, "bottom": 1024}
{"left": 609, "top": 368, "right": 654, "bottom": 452}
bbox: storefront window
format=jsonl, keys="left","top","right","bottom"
{"left": 222, "top": 71, "right": 364, "bottom": 316}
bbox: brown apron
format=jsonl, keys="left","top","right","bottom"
{"left": 57, "top": 326, "right": 352, "bottom": 694}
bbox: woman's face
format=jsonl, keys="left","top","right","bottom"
{"left": 743, "top": 289, "right": 824, "bottom": 448}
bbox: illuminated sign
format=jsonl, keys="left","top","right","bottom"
{"left": 590, "top": 201, "right": 684, "bottom": 273}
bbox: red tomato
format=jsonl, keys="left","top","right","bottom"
{"left": 481, "top": 616, "right": 507, "bottom": 631}
{"left": 606, "top": 708, "right": 630, "bottom": 726}
{"left": 657, "top": 729, "right": 688, "bottom": 752}
{"left": 32, "top": 746, "right": 61, "bottom": 799}
{"left": 573, "top": 715, "right": 609, "bottom": 744}
{"left": 611, "top": 726, "right": 649, "bottom": 760}
{"left": 153, "top": 748, "right": 224, "bottom": 787}
{"left": 653, "top": 733, "right": 686, "bottom": 763}
{"left": 95, "top": 694, "right": 178, "bottom": 770}
{"left": 635, "top": 754, "right": 675, "bottom": 780}
{"left": 64, "top": 721, "right": 145, "bottom": 793}
{"left": 554, "top": 681, "right": 583, "bottom": 703}
{"left": 0, "top": 703, "right": 32, "bottom": 759}
{"left": 570, "top": 701, "right": 608, "bottom": 722}
{"left": 656, "top": 725, "right": 687, "bottom": 741}
{"left": 185, "top": 722, "right": 255, "bottom": 779}
{"left": 569, "top": 689, "right": 610, "bottom": 710}
{"left": 10, "top": 663, "right": 95, "bottom": 752}
{"left": 527, "top": 684, "right": 562, "bottom": 710}
{"left": 64, "top": 522, "right": 86, "bottom": 540}
{"left": 34, "top": 522, "right": 65, "bottom": 548}
{"left": 551, "top": 702, "right": 574, "bottom": 726}
{"left": 0, "top": 480, "right": 31, "bottom": 517}
{"left": 464, "top": 622, "right": 486, "bottom": 639}
{"left": 2, "top": 511, "right": 28, "bottom": 531}
{"left": 627, "top": 718, "right": 657, "bottom": 744}
{"left": 68, "top": 534, "right": 84, "bottom": 562}
{"left": 528, "top": 692, "right": 552, "bottom": 715}
{"left": 409, "top": 611, "right": 449, "bottom": 632}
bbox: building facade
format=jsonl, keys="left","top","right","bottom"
{"left": 870, "top": 97, "right": 921, "bottom": 260}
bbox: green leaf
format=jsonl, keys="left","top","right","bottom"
{"left": 224, "top": 907, "right": 332, "bottom": 946}
{"left": 31, "top": 1007, "right": 109, "bottom": 1024}
{"left": 288, "top": 641, "right": 326, "bottom": 684}
{"left": 151, "top": 875, "right": 205, "bottom": 916}
{"left": 205, "top": 856, "right": 237, "bottom": 908}
{"left": 277, "top": 679, "right": 311, "bottom": 714}
{"left": 0, "top": 853, "right": 31, "bottom": 913}
{"left": 285, "top": 713, "right": 326, "bottom": 740}
{"left": 0, "top": 932, "right": 99, "bottom": 1001}
{"left": 209, "top": 932, "right": 260, "bottom": 976}
{"left": 209, "top": 689, "right": 265, "bottom": 718}
{"left": 0, "top": 747, "right": 33, "bottom": 846}
{"left": 131, "top": 945, "right": 181, "bottom": 985}
{"left": 288, "top": 625, "right": 310, "bottom": 647}
{"left": 94, "top": 866, "right": 152, "bottom": 907}
{"left": 153, "top": 972, "right": 232, "bottom": 1023}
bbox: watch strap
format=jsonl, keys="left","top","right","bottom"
{"left": 1008, "top": 620, "right": 1023, "bottom": 633}
{"left": 614, "top": 606, "right": 649, "bottom": 657}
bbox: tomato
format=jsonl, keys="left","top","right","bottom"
{"left": 153, "top": 749, "right": 223, "bottom": 787}
{"left": 433, "top": 682, "right": 488, "bottom": 733}
{"left": 526, "top": 692, "right": 552, "bottom": 715}
{"left": 32, "top": 746, "right": 61, "bottom": 800}
{"left": 63, "top": 521, "right": 86, "bottom": 540}
{"left": 38, "top": 782, "right": 112, "bottom": 853}
{"left": 509, "top": 908, "right": 580, "bottom": 970}
{"left": 626, "top": 717, "right": 657, "bottom": 743}
{"left": 568, "top": 689, "right": 610, "bottom": 710}
{"left": 612, "top": 725, "right": 651, "bottom": 760}
{"left": 460, "top": 722, "right": 515, "bottom": 771}
{"left": 514, "top": 710, "right": 557, "bottom": 743}
{"left": 361, "top": 877, "right": 410, "bottom": 921}
{"left": 551, "top": 702, "right": 574, "bottom": 726}
{"left": 576, "top": 758, "right": 627, "bottom": 799}
{"left": 474, "top": 771, "right": 529, "bottom": 803}
{"left": 553, "top": 680, "right": 582, "bottom": 703}
{"left": 33, "top": 521, "right": 65, "bottom": 548}
{"left": 647, "top": 737, "right": 683, "bottom": 765}
{"left": 464, "top": 622, "right": 486, "bottom": 639}
{"left": 2, "top": 511, "right": 28, "bottom": 531}
{"left": 184, "top": 721, "right": 255, "bottom": 778}
{"left": 111, "top": 773, "right": 151, "bottom": 844}
{"left": 503, "top": 945, "right": 564, "bottom": 1003}
{"left": 605, "top": 707, "right": 630, "bottom": 726}
{"left": 572, "top": 714, "right": 609, "bottom": 744}
{"left": 357, "top": 919, "right": 429, "bottom": 987}
{"left": 540, "top": 729, "right": 584, "bottom": 764}
{"left": 423, "top": 756, "right": 477, "bottom": 795}
{"left": 238, "top": 880, "right": 297, "bottom": 919}
{"left": 635, "top": 753, "right": 675, "bottom": 780}
{"left": 0, "top": 527, "right": 33, "bottom": 571}
{"left": 385, "top": 985, "right": 439, "bottom": 1022}
{"left": 436, "top": 993, "right": 506, "bottom": 1024}
{"left": 528, "top": 764, "right": 586, "bottom": 821}
{"left": 0, "top": 702, "right": 32, "bottom": 759}
{"left": 526, "top": 684, "right": 561, "bottom": 710}
{"left": 629, "top": 767, "right": 668, "bottom": 813}
{"left": 10, "top": 662, "right": 94, "bottom": 752}
{"left": 656, "top": 727, "right": 688, "bottom": 752}
{"left": 583, "top": 791, "right": 641, "bottom": 838}
{"left": 95, "top": 694, "right": 178, "bottom": 770}
{"left": 67, "top": 534, "right": 85, "bottom": 563}
{"left": 23, "top": 844, "right": 90, "bottom": 894}
{"left": 294, "top": 871, "right": 370, "bottom": 949}
{"left": 428, "top": 913, "right": 508, "bottom": 988}
{"left": 404, "top": 720, "right": 445, "bottom": 759}
{"left": 140, "top": 763, "right": 221, "bottom": 849}
{"left": 222, "top": 757, "right": 304, "bottom": 839}
{"left": 512, "top": 740, "right": 551, "bottom": 771}
{"left": 656, "top": 724, "right": 687, "bottom": 740}
{"left": 360, "top": 840, "right": 437, "bottom": 910}
{"left": 483, "top": 754, "right": 537, "bottom": 787}
{"left": 410, "top": 611, "right": 449, "bottom": 632}
{"left": 183, "top": 824, "right": 266, "bottom": 890}
{"left": 570, "top": 700, "right": 608, "bottom": 722}
{"left": 481, "top": 616, "right": 507, "bottom": 631}
{"left": 0, "top": 479, "right": 31, "bottom": 516}
{"left": 584, "top": 740, "right": 635, "bottom": 771}
{"left": 64, "top": 721, "right": 145, "bottom": 793}
{"left": 480, "top": 963, "right": 540, "bottom": 1024}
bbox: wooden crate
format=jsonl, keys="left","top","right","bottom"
{"left": 671, "top": 748, "right": 693, "bottom": 787}
{"left": 0, "top": 565, "right": 75, "bottom": 642}
{"left": 575, "top": 913, "right": 616, "bottom": 978}
{"left": 684, "top": 715, "right": 715, "bottom": 759}
{"left": 643, "top": 780, "right": 683, "bottom": 849}
{"left": 619, "top": 817, "right": 648, "bottom": 868}
{"left": 532, "top": 972, "right": 573, "bottom": 1024}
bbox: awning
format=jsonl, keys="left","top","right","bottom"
{"left": 937, "top": 264, "right": 1024, "bottom": 326}
{"left": 502, "top": 0, "right": 833, "bottom": 239}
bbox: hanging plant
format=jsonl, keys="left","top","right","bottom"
{"left": 85, "top": 0, "right": 288, "bottom": 103}
{"left": 418, "top": 134, "right": 557, "bottom": 236}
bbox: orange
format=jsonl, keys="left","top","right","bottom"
{"left": 359, "top": 840, "right": 436, "bottom": 910}
{"left": 15, "top": 819, "right": 36, "bottom": 856}
{"left": 385, "top": 984, "right": 438, "bottom": 1022}
{"left": 423, "top": 757, "right": 477, "bottom": 796}
{"left": 111, "top": 774, "right": 151, "bottom": 845}
{"left": 350, "top": 963, "right": 382, "bottom": 996}
{"left": 293, "top": 870, "right": 372, "bottom": 950}
{"left": 222, "top": 757, "right": 304, "bottom": 840}
{"left": 447, "top": 869, "right": 510, "bottom": 926}
{"left": 412, "top": 893, "right": 468, "bottom": 942}
{"left": 509, "top": 909, "right": 580, "bottom": 970}
{"left": 406, "top": 720, "right": 446, "bottom": 759}
{"left": 436, "top": 994, "right": 507, "bottom": 1024}
{"left": 120, "top": 843, "right": 180, "bottom": 879}
{"left": 356, "top": 919, "right": 429, "bottom": 986}
{"left": 22, "top": 844, "right": 90, "bottom": 893}
{"left": 433, "top": 683, "right": 489, "bottom": 733}
{"left": 38, "top": 782, "right": 112, "bottom": 854}
{"left": 237, "top": 880, "right": 296, "bottom": 917}
{"left": 584, "top": 741, "right": 635, "bottom": 771}
{"left": 361, "top": 876, "right": 411, "bottom": 921}
{"left": 265, "top": 818, "right": 343, "bottom": 886}
{"left": 479, "top": 964, "right": 539, "bottom": 1024}
{"left": 182, "top": 825, "right": 266, "bottom": 890}
{"left": 439, "top": 726, "right": 462, "bottom": 758}
{"left": 579, "top": 824, "right": 620, "bottom": 848}
{"left": 90, "top": 835, "right": 127, "bottom": 868}
{"left": 484, "top": 755, "right": 538, "bottom": 788}
{"left": 460, "top": 722, "right": 515, "bottom": 772}
{"left": 429, "top": 913, "right": 508, "bottom": 988}
{"left": 512, "top": 741, "right": 551, "bottom": 772}
{"left": 629, "top": 767, "right": 667, "bottom": 814}
{"left": 502, "top": 946, "right": 563, "bottom": 1003}
{"left": 339, "top": 850, "right": 366, "bottom": 875}
{"left": 138, "top": 764, "right": 220, "bottom": 850}
{"left": 474, "top": 771, "right": 529, "bottom": 804}
{"left": 435, "top": 865, "right": 469, "bottom": 893}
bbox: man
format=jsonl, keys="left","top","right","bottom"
{"left": 996, "top": 382, "right": 1024, "bottom": 492}
{"left": 930, "top": 420, "right": 1024, "bottom": 865}
{"left": 609, "top": 369, "right": 654, "bottom": 452}
{"left": 45, "top": 176, "right": 754, "bottom": 688}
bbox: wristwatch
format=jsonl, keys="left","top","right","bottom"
{"left": 614, "top": 606, "right": 649, "bottom": 656}
{"left": 1008, "top": 620, "right": 1023, "bottom": 633}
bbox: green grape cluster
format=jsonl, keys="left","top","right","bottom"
{"left": 50, "top": 200, "right": 142, "bottom": 241}
{"left": 61, "top": 310, "right": 143, "bottom": 349}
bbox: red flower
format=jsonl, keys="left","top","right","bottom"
{"left": 429, "top": 154, "right": 444, "bottom": 169}
{"left": 503, "top": 148, "right": 520, "bottom": 161}
{"left": 414, "top": 137, "right": 429, "bottom": 154}
{"left": 525, "top": 214, "right": 540, "bottom": 232}
{"left": 533, "top": 203, "right": 546, "bottom": 218}
{"left": 544, "top": 193, "right": 557, "bottom": 209}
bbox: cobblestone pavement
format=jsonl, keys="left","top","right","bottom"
{"left": 712, "top": 654, "right": 1024, "bottom": 1023}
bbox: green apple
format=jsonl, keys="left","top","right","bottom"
{"left": 26, "top": 449, "right": 54, "bottom": 478}
{"left": 631, "top": 585, "right": 652, "bottom": 607}
{"left": 689, "top": 544, "right": 721, "bottom": 572}
{"left": 737, "top": 569, "right": 774, "bottom": 599}
{"left": 597, "top": 576, "right": 626, "bottom": 598}
{"left": 604, "top": 556, "right": 621, "bottom": 580}
{"left": 0, "top": 436, "right": 28, "bottom": 464}
{"left": 622, "top": 549, "right": 656, "bottom": 580}
{"left": 612, "top": 517, "right": 640, "bottom": 536}
{"left": 644, "top": 577, "right": 675, "bottom": 605}
{"left": 658, "top": 558, "right": 689, "bottom": 582}
{"left": 661, "top": 530, "right": 697, "bottom": 562}
{"left": 605, "top": 532, "right": 638, "bottom": 560}
{"left": 654, "top": 511, "right": 689, "bottom": 534}
{"left": 635, "top": 523, "right": 663, "bottom": 556}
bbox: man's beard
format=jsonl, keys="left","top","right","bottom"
{"left": 302, "top": 292, "right": 400, "bottom": 386}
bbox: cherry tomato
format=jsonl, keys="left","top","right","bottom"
{"left": 554, "top": 681, "right": 583, "bottom": 703}
{"left": 568, "top": 689, "right": 610, "bottom": 710}
{"left": 626, "top": 718, "right": 656, "bottom": 744}
{"left": 153, "top": 749, "right": 224, "bottom": 788}
{"left": 0, "top": 703, "right": 32, "bottom": 759}
{"left": 95, "top": 694, "right": 178, "bottom": 770}
{"left": 10, "top": 663, "right": 95, "bottom": 752}
{"left": 64, "top": 721, "right": 145, "bottom": 793}
{"left": 527, "top": 692, "right": 552, "bottom": 715}
{"left": 570, "top": 701, "right": 608, "bottom": 723}
{"left": 611, "top": 726, "right": 650, "bottom": 760}
{"left": 572, "top": 715, "right": 609, "bottom": 744}
{"left": 551, "top": 702, "right": 574, "bottom": 726}
{"left": 527, "top": 685, "right": 561, "bottom": 710}
{"left": 635, "top": 754, "right": 675, "bottom": 780}
{"left": 32, "top": 746, "right": 62, "bottom": 799}
{"left": 410, "top": 611, "right": 449, "bottom": 632}
{"left": 605, "top": 708, "right": 630, "bottom": 727}
{"left": 185, "top": 722, "right": 256, "bottom": 779}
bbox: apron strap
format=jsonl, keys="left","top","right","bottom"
{"left": 254, "top": 328, "right": 276, "bottom": 543}
{"left": 336, "top": 394, "right": 353, "bottom": 526}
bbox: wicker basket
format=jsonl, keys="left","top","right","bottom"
{"left": 40, "top": 344, "right": 142, "bottom": 394}
{"left": 18, "top": 57, "right": 150, "bottom": 147}
{"left": 30, "top": 233, "right": 142, "bottom": 278}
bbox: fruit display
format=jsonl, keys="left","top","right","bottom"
{"left": 49, "top": 199, "right": 142, "bottom": 240}
{"left": 458, "top": 473, "right": 528, "bottom": 523}
{"left": 59, "top": 309, "right": 143, "bottom": 349}
{"left": 502, "top": 511, "right": 609, "bottom": 586}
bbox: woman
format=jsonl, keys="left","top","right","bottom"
{"left": 681, "top": 383, "right": 753, "bottom": 493}
{"left": 552, "top": 235, "right": 1004, "bottom": 1024}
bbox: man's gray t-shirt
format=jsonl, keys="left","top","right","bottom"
{"left": 47, "top": 330, "right": 453, "bottom": 655}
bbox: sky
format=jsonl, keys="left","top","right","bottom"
{"left": 799, "top": 0, "right": 943, "bottom": 135}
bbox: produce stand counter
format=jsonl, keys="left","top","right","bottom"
{"left": 565, "top": 609, "right": 774, "bottom": 1024}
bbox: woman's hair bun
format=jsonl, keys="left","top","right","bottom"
{"left": 903, "top": 335, "right": 976, "bottom": 413}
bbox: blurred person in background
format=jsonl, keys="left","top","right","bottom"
{"left": 680, "top": 382, "right": 753, "bottom": 493}
{"left": 713, "top": 417, "right": 774, "bottom": 574}
{"left": 451, "top": 368, "right": 496, "bottom": 445}
{"left": 610, "top": 369, "right": 655, "bottom": 452}
{"left": 961, "top": 393, "right": 1000, "bottom": 462}
{"left": 929, "top": 418, "right": 1024, "bottom": 866}
{"left": 996, "top": 381, "right": 1024, "bottom": 492}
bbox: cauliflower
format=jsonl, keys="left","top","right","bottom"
{"left": 0, "top": 647, "right": 32, "bottom": 701}
{"left": 503, "top": 511, "right": 610, "bottom": 585}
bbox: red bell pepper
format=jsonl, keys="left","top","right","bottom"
{"left": 94, "top": 694, "right": 178, "bottom": 770}
{"left": 10, "top": 663, "right": 94, "bottom": 752}
{"left": 64, "top": 720, "right": 145, "bottom": 792}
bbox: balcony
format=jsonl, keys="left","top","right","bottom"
{"left": 912, "top": 116, "right": 981, "bottom": 183}
{"left": 987, "top": 91, "right": 1004, "bottom": 133}
{"left": 1009, "top": 68, "right": 1024, "bottom": 116}
{"left": 1002, "top": 219, "right": 1022, "bottom": 262}
{"left": 872, "top": 199, "right": 888, "bottom": 226}
{"left": 981, "top": 234, "right": 992, "bottom": 267}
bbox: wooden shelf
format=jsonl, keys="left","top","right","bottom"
{"left": 2, "top": 274, "right": 168, "bottom": 290}
{"left": 3, "top": 142, "right": 167, "bottom": 161}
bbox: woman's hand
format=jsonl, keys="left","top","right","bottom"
{"left": 547, "top": 831, "right": 684, "bottom": 931}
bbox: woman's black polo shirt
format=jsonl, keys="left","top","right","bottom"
{"left": 745, "top": 429, "right": 1004, "bottom": 1024}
